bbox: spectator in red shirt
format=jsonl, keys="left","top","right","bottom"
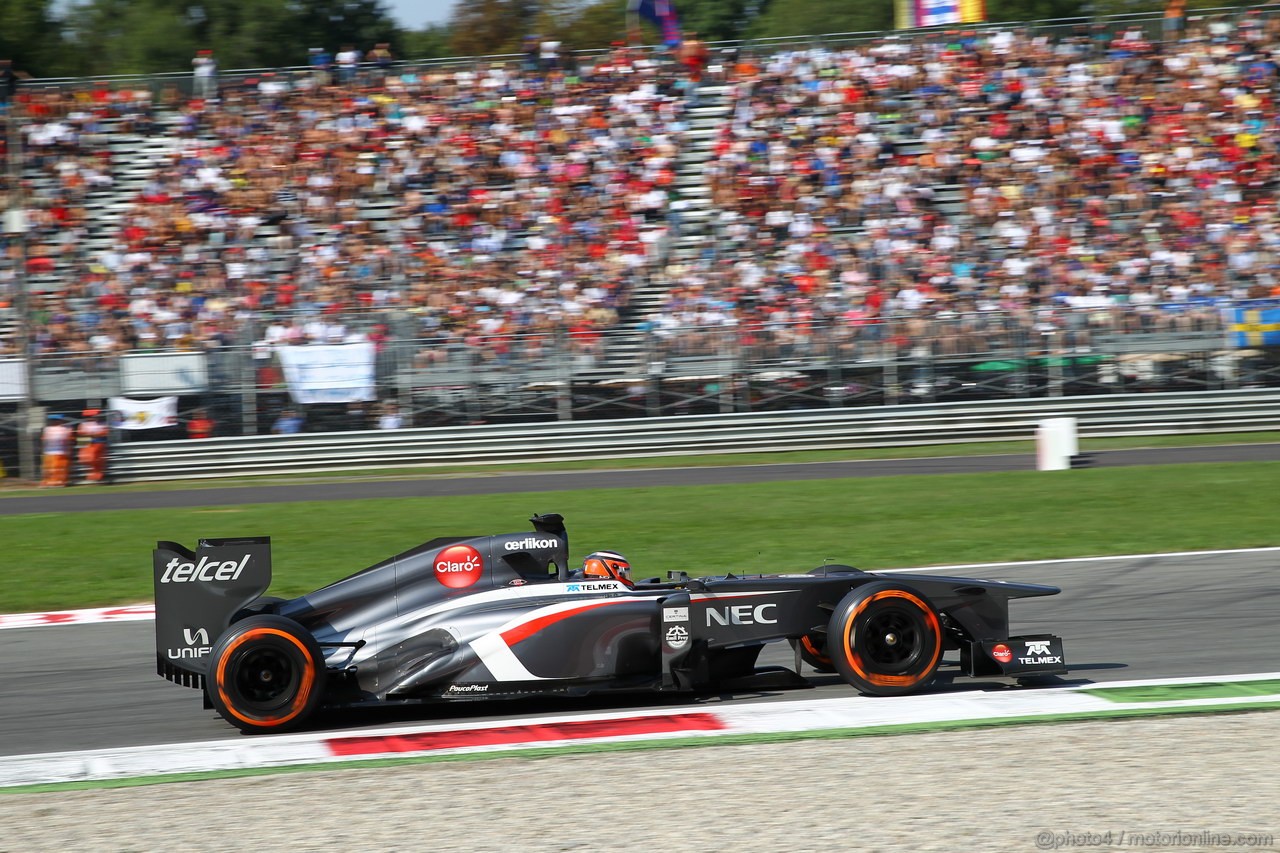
{"left": 187, "top": 408, "right": 216, "bottom": 439}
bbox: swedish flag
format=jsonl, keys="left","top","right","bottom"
{"left": 1232, "top": 307, "right": 1280, "bottom": 347}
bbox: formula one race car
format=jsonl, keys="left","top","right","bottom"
{"left": 154, "top": 514, "right": 1067, "bottom": 733}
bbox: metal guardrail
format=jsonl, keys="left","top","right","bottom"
{"left": 108, "top": 388, "right": 1280, "bottom": 482}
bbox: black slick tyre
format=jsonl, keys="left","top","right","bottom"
{"left": 207, "top": 614, "right": 326, "bottom": 734}
{"left": 828, "top": 582, "right": 943, "bottom": 697}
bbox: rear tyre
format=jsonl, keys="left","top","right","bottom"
{"left": 828, "top": 582, "right": 942, "bottom": 697}
{"left": 797, "top": 633, "right": 835, "bottom": 673}
{"left": 208, "top": 614, "right": 325, "bottom": 734}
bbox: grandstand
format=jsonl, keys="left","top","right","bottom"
{"left": 2, "top": 6, "right": 1280, "bottom": 454}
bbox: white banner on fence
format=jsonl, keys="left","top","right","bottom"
{"left": 0, "top": 360, "right": 28, "bottom": 402}
{"left": 109, "top": 396, "right": 179, "bottom": 430}
{"left": 276, "top": 343, "right": 377, "bottom": 404}
{"left": 120, "top": 352, "right": 209, "bottom": 395}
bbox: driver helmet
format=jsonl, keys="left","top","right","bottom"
{"left": 582, "top": 550, "right": 631, "bottom": 584}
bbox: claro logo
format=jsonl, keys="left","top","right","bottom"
{"left": 503, "top": 537, "right": 559, "bottom": 551}
{"left": 160, "top": 554, "right": 251, "bottom": 584}
{"left": 706, "top": 603, "right": 779, "bottom": 627}
{"left": 435, "top": 544, "right": 484, "bottom": 589}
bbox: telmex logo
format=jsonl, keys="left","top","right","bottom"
{"left": 160, "top": 554, "right": 251, "bottom": 584}
{"left": 706, "top": 603, "right": 778, "bottom": 627}
{"left": 503, "top": 537, "right": 559, "bottom": 551}
{"left": 1018, "top": 654, "right": 1064, "bottom": 665}
{"left": 1017, "top": 639, "right": 1063, "bottom": 665}
{"left": 435, "top": 544, "right": 484, "bottom": 589}
{"left": 567, "top": 581, "right": 618, "bottom": 593}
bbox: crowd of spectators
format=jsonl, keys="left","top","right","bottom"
{"left": 0, "top": 41, "right": 692, "bottom": 370}
{"left": 654, "top": 8, "right": 1280, "bottom": 362}
{"left": 3, "top": 8, "right": 1280, "bottom": 385}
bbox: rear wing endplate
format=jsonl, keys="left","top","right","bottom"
{"left": 153, "top": 536, "right": 272, "bottom": 687}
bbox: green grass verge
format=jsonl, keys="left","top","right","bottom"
{"left": 1, "top": 430, "right": 1278, "bottom": 497}
{"left": 1082, "top": 680, "right": 1280, "bottom": 703}
{"left": 2, "top": 460, "right": 1278, "bottom": 612}
{"left": 3, "top": 704, "right": 1277, "bottom": 795}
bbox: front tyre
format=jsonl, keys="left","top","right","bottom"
{"left": 829, "top": 582, "right": 942, "bottom": 697}
{"left": 208, "top": 614, "right": 326, "bottom": 734}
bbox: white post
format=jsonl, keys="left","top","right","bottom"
{"left": 1036, "top": 417, "right": 1078, "bottom": 471}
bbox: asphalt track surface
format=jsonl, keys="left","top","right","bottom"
{"left": 2, "top": 443, "right": 1278, "bottom": 757}
{"left": 3, "top": 550, "right": 1278, "bottom": 757}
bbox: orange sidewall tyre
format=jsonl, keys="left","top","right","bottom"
{"left": 828, "top": 582, "right": 942, "bottom": 697}
{"left": 208, "top": 614, "right": 326, "bottom": 734}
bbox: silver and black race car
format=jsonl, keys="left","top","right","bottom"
{"left": 154, "top": 514, "right": 1067, "bottom": 733}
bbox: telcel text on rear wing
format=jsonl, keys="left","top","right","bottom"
{"left": 153, "top": 537, "right": 272, "bottom": 689}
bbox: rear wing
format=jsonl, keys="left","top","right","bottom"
{"left": 153, "top": 537, "right": 273, "bottom": 688}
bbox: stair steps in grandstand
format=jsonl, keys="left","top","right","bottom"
{"left": 673, "top": 171, "right": 710, "bottom": 192}
{"left": 0, "top": 308, "right": 17, "bottom": 348}
{"left": 680, "top": 90, "right": 731, "bottom": 147}
{"left": 358, "top": 198, "right": 397, "bottom": 219}
{"left": 613, "top": 89, "right": 728, "bottom": 334}
{"left": 357, "top": 198, "right": 399, "bottom": 233}
{"left": 896, "top": 139, "right": 926, "bottom": 158}
{"left": 679, "top": 127, "right": 726, "bottom": 148}
{"left": 664, "top": 86, "right": 731, "bottom": 240}
{"left": 933, "top": 183, "right": 967, "bottom": 217}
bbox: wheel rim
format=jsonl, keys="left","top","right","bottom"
{"left": 231, "top": 646, "right": 300, "bottom": 711}
{"left": 858, "top": 605, "right": 926, "bottom": 674}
